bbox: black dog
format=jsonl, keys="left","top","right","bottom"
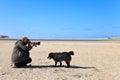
{"left": 47, "top": 51, "right": 74, "bottom": 67}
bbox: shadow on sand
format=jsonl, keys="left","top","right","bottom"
{"left": 21, "top": 65, "right": 96, "bottom": 69}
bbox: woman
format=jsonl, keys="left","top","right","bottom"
{"left": 11, "top": 37, "right": 34, "bottom": 68}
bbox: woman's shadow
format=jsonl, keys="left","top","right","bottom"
{"left": 22, "top": 65, "right": 96, "bottom": 69}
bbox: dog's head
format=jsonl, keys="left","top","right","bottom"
{"left": 47, "top": 53, "right": 54, "bottom": 59}
{"left": 69, "top": 51, "right": 74, "bottom": 55}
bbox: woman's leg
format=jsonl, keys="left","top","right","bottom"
{"left": 15, "top": 58, "right": 32, "bottom": 67}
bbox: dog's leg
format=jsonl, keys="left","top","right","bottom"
{"left": 65, "top": 61, "right": 70, "bottom": 68}
{"left": 59, "top": 62, "right": 62, "bottom": 66}
{"left": 55, "top": 61, "right": 57, "bottom": 67}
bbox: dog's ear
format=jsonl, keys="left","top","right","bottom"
{"left": 69, "top": 51, "right": 74, "bottom": 55}
{"left": 50, "top": 53, "right": 54, "bottom": 58}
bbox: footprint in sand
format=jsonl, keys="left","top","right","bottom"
{"left": 1, "top": 72, "right": 7, "bottom": 75}
{"left": 93, "top": 68, "right": 101, "bottom": 72}
{"left": 72, "top": 75, "right": 82, "bottom": 78}
{"left": 53, "top": 68, "right": 66, "bottom": 73}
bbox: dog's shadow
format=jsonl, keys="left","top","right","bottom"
{"left": 22, "top": 65, "right": 96, "bottom": 69}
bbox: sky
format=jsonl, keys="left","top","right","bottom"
{"left": 0, "top": 0, "right": 120, "bottom": 38}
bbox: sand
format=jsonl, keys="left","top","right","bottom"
{"left": 0, "top": 40, "right": 120, "bottom": 80}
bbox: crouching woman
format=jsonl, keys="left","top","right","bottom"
{"left": 11, "top": 37, "right": 33, "bottom": 68}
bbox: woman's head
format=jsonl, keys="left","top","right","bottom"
{"left": 21, "top": 37, "right": 30, "bottom": 44}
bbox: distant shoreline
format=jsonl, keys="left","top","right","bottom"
{"left": 0, "top": 38, "right": 119, "bottom": 42}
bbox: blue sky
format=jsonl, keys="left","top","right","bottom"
{"left": 0, "top": 0, "right": 120, "bottom": 38}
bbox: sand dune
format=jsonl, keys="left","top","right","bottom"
{"left": 0, "top": 40, "right": 120, "bottom": 80}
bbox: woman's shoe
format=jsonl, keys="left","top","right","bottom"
{"left": 11, "top": 64, "right": 17, "bottom": 68}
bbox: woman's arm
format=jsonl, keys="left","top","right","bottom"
{"left": 17, "top": 40, "right": 32, "bottom": 52}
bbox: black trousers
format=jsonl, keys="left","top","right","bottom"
{"left": 15, "top": 58, "right": 32, "bottom": 67}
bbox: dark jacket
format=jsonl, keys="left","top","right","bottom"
{"left": 11, "top": 40, "right": 32, "bottom": 63}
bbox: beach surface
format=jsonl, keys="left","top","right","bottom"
{"left": 0, "top": 39, "right": 120, "bottom": 80}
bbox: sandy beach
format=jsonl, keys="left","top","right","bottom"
{"left": 0, "top": 39, "right": 120, "bottom": 80}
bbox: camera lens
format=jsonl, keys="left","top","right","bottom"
{"left": 37, "top": 42, "right": 40, "bottom": 45}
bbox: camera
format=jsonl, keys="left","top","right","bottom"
{"left": 31, "top": 42, "right": 40, "bottom": 46}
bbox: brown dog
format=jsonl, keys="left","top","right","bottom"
{"left": 48, "top": 51, "right": 74, "bottom": 67}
